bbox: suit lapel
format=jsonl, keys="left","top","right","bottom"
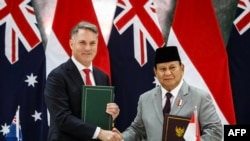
{"left": 92, "top": 67, "right": 102, "bottom": 85}
{"left": 65, "top": 59, "right": 84, "bottom": 91}
{"left": 152, "top": 87, "right": 164, "bottom": 124}
{"left": 171, "top": 81, "right": 189, "bottom": 115}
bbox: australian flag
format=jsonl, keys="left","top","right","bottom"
{"left": 0, "top": 0, "right": 48, "bottom": 140}
{"left": 5, "top": 109, "right": 23, "bottom": 141}
{"left": 227, "top": 0, "right": 250, "bottom": 124}
{"left": 108, "top": 0, "right": 165, "bottom": 131}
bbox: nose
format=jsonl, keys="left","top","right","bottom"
{"left": 84, "top": 44, "right": 91, "bottom": 50}
{"left": 164, "top": 69, "right": 172, "bottom": 75}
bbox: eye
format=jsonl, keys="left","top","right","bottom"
{"left": 79, "top": 41, "right": 86, "bottom": 45}
{"left": 159, "top": 68, "right": 166, "bottom": 72}
{"left": 169, "top": 66, "right": 177, "bottom": 71}
{"left": 90, "top": 42, "right": 96, "bottom": 46}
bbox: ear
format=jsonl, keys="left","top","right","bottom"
{"left": 180, "top": 63, "right": 184, "bottom": 71}
{"left": 69, "top": 39, "right": 73, "bottom": 49}
{"left": 153, "top": 67, "right": 157, "bottom": 75}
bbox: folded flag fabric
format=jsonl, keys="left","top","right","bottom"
{"left": 183, "top": 107, "right": 201, "bottom": 141}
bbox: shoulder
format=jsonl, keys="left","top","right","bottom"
{"left": 93, "top": 67, "right": 108, "bottom": 77}
{"left": 92, "top": 66, "right": 110, "bottom": 85}
{"left": 47, "top": 59, "right": 73, "bottom": 78}
{"left": 188, "top": 85, "right": 210, "bottom": 97}
{"left": 140, "top": 86, "right": 160, "bottom": 99}
{"left": 184, "top": 83, "right": 214, "bottom": 104}
{"left": 181, "top": 81, "right": 209, "bottom": 97}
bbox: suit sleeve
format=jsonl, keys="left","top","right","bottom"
{"left": 198, "top": 91, "right": 223, "bottom": 141}
{"left": 122, "top": 96, "right": 147, "bottom": 141}
{"left": 44, "top": 68, "right": 97, "bottom": 140}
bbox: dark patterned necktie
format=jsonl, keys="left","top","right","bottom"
{"left": 163, "top": 93, "right": 172, "bottom": 114}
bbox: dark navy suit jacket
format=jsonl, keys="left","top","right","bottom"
{"left": 44, "top": 59, "right": 110, "bottom": 141}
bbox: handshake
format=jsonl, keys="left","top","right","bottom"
{"left": 98, "top": 128, "right": 123, "bottom": 141}
{"left": 97, "top": 103, "right": 123, "bottom": 141}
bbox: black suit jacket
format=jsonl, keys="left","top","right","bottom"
{"left": 44, "top": 59, "right": 110, "bottom": 141}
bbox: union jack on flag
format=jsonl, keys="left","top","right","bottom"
{"left": 233, "top": 0, "right": 250, "bottom": 35}
{"left": 0, "top": 0, "right": 41, "bottom": 64}
{"left": 0, "top": 0, "right": 48, "bottom": 140}
{"left": 113, "top": 0, "right": 165, "bottom": 66}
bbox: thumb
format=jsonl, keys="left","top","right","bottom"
{"left": 112, "top": 128, "right": 121, "bottom": 134}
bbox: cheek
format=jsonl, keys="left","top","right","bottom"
{"left": 154, "top": 73, "right": 160, "bottom": 79}
{"left": 92, "top": 45, "right": 98, "bottom": 51}
{"left": 156, "top": 74, "right": 165, "bottom": 83}
{"left": 175, "top": 73, "right": 183, "bottom": 81}
{"left": 91, "top": 47, "right": 98, "bottom": 54}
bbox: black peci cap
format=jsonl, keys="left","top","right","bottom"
{"left": 155, "top": 46, "right": 181, "bottom": 65}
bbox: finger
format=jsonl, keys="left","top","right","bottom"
{"left": 113, "top": 128, "right": 123, "bottom": 141}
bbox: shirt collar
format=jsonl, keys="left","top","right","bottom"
{"left": 161, "top": 79, "right": 183, "bottom": 99}
{"left": 71, "top": 56, "right": 93, "bottom": 71}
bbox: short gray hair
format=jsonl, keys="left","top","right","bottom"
{"left": 71, "top": 21, "right": 98, "bottom": 38}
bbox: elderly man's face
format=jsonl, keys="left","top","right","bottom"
{"left": 154, "top": 61, "right": 184, "bottom": 91}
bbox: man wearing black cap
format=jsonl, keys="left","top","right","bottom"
{"left": 113, "top": 46, "right": 222, "bottom": 141}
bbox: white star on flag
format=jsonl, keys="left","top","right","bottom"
{"left": 24, "top": 73, "right": 38, "bottom": 87}
{"left": 0, "top": 123, "right": 10, "bottom": 136}
{"left": 153, "top": 76, "right": 160, "bottom": 87}
{"left": 31, "top": 110, "right": 42, "bottom": 122}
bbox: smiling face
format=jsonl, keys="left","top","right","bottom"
{"left": 154, "top": 61, "right": 184, "bottom": 91}
{"left": 70, "top": 28, "right": 98, "bottom": 67}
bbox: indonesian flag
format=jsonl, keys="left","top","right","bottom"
{"left": 183, "top": 107, "right": 200, "bottom": 141}
{"left": 167, "top": 0, "right": 236, "bottom": 124}
{"left": 46, "top": 0, "right": 110, "bottom": 77}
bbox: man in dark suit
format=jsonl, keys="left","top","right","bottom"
{"left": 44, "top": 21, "right": 121, "bottom": 141}
{"left": 114, "top": 46, "right": 222, "bottom": 141}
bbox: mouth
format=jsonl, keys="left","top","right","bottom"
{"left": 164, "top": 78, "right": 173, "bottom": 80}
{"left": 82, "top": 52, "right": 91, "bottom": 56}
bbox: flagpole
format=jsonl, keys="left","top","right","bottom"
{"left": 194, "top": 106, "right": 200, "bottom": 141}
{"left": 194, "top": 106, "right": 198, "bottom": 138}
{"left": 16, "top": 105, "right": 20, "bottom": 141}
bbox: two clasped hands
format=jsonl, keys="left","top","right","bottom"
{"left": 98, "top": 103, "right": 123, "bottom": 141}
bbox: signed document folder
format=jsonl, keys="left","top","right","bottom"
{"left": 162, "top": 114, "right": 190, "bottom": 141}
{"left": 81, "top": 85, "right": 114, "bottom": 130}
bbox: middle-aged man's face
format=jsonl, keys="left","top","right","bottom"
{"left": 70, "top": 28, "right": 98, "bottom": 67}
{"left": 154, "top": 61, "right": 184, "bottom": 91}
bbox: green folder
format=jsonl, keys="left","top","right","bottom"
{"left": 81, "top": 85, "right": 114, "bottom": 130}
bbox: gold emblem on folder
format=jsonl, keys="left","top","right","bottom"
{"left": 175, "top": 126, "right": 185, "bottom": 137}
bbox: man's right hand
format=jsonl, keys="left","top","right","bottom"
{"left": 98, "top": 129, "right": 122, "bottom": 141}
{"left": 112, "top": 128, "right": 123, "bottom": 141}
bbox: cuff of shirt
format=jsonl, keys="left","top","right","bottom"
{"left": 92, "top": 127, "right": 101, "bottom": 139}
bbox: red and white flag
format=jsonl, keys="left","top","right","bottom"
{"left": 167, "top": 0, "right": 236, "bottom": 124}
{"left": 184, "top": 107, "right": 201, "bottom": 141}
{"left": 46, "top": 0, "right": 110, "bottom": 77}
